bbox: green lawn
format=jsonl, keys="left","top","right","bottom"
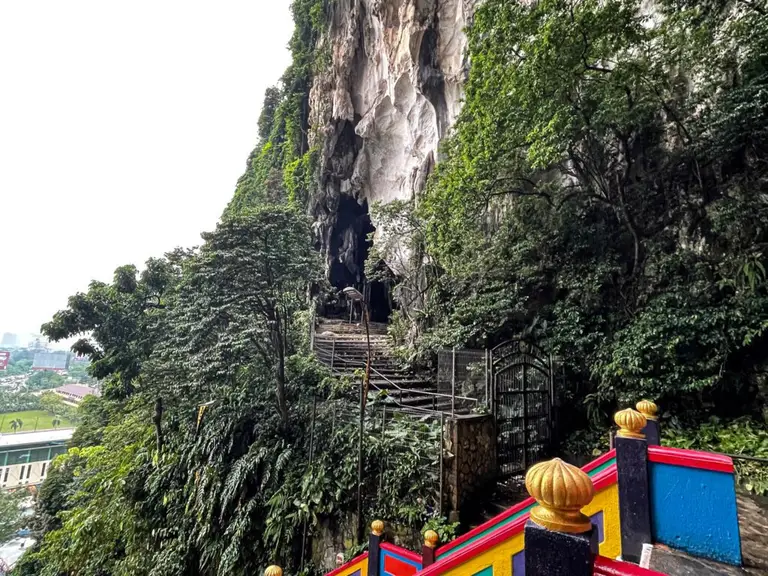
{"left": 0, "top": 411, "right": 74, "bottom": 433}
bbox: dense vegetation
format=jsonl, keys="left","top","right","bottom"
{"left": 226, "top": 0, "right": 326, "bottom": 213}
{"left": 16, "top": 207, "right": 440, "bottom": 576}
{"left": 404, "top": 0, "right": 768, "bottom": 432}
{"left": 16, "top": 0, "right": 768, "bottom": 574}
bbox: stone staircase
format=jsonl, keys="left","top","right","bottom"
{"left": 312, "top": 318, "right": 455, "bottom": 413}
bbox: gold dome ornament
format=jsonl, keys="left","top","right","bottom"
{"left": 525, "top": 458, "right": 595, "bottom": 533}
{"left": 614, "top": 408, "right": 647, "bottom": 439}
{"left": 371, "top": 519, "right": 384, "bottom": 536}
{"left": 424, "top": 530, "right": 439, "bottom": 548}
{"left": 265, "top": 566, "right": 283, "bottom": 576}
{"left": 636, "top": 400, "right": 658, "bottom": 421}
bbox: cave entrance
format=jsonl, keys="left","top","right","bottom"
{"left": 328, "top": 196, "right": 393, "bottom": 324}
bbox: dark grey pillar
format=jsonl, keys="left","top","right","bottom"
{"left": 615, "top": 436, "right": 652, "bottom": 563}
{"left": 524, "top": 521, "right": 599, "bottom": 576}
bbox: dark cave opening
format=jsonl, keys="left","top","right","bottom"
{"left": 418, "top": 24, "right": 448, "bottom": 139}
{"left": 328, "top": 195, "right": 393, "bottom": 323}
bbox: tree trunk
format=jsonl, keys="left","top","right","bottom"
{"left": 153, "top": 396, "right": 163, "bottom": 454}
{"left": 274, "top": 315, "right": 290, "bottom": 425}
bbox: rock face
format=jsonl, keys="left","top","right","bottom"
{"left": 308, "top": 0, "right": 477, "bottom": 288}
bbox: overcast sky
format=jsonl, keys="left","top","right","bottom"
{"left": 0, "top": 1, "right": 293, "bottom": 343}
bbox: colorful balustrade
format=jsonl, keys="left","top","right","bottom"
{"left": 311, "top": 400, "right": 746, "bottom": 576}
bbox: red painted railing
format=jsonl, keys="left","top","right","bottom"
{"left": 647, "top": 446, "right": 733, "bottom": 473}
{"left": 325, "top": 552, "right": 368, "bottom": 576}
{"left": 436, "top": 450, "right": 618, "bottom": 559}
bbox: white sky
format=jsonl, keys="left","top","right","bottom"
{"left": 0, "top": 1, "right": 294, "bottom": 341}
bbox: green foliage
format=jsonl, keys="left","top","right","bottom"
{"left": 419, "top": 0, "right": 768, "bottom": 422}
{"left": 41, "top": 254, "right": 185, "bottom": 399}
{"left": 23, "top": 201, "right": 438, "bottom": 575}
{"left": 2, "top": 358, "right": 32, "bottom": 377}
{"left": 66, "top": 360, "right": 97, "bottom": 385}
{"left": 40, "top": 391, "right": 79, "bottom": 423}
{"left": 664, "top": 417, "right": 768, "bottom": 495}
{"left": 228, "top": 0, "right": 328, "bottom": 213}
{"left": 0, "top": 489, "right": 26, "bottom": 543}
{"left": 421, "top": 517, "right": 460, "bottom": 545}
{"left": 25, "top": 370, "right": 65, "bottom": 391}
{"left": 0, "top": 391, "right": 41, "bottom": 413}
{"left": 70, "top": 395, "right": 113, "bottom": 448}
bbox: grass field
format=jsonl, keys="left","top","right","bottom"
{"left": 0, "top": 411, "right": 74, "bottom": 433}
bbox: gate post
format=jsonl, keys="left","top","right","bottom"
{"left": 487, "top": 348, "right": 493, "bottom": 416}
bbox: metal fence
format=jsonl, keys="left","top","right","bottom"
{"left": 437, "top": 348, "right": 490, "bottom": 413}
{"left": 308, "top": 397, "right": 444, "bottom": 521}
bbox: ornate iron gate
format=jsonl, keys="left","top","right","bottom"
{"left": 491, "top": 340, "right": 554, "bottom": 478}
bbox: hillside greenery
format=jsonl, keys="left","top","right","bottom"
{"left": 226, "top": 0, "right": 326, "bottom": 213}
{"left": 15, "top": 208, "right": 439, "bottom": 576}
{"left": 15, "top": 0, "right": 768, "bottom": 574}
{"left": 410, "top": 0, "right": 768, "bottom": 430}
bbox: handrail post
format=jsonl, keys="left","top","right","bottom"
{"left": 524, "top": 459, "right": 598, "bottom": 576}
{"left": 614, "top": 408, "right": 652, "bottom": 564}
{"left": 451, "top": 346, "right": 456, "bottom": 415}
{"left": 422, "top": 531, "right": 439, "bottom": 567}
{"left": 636, "top": 400, "right": 660, "bottom": 446}
{"left": 369, "top": 521, "right": 384, "bottom": 576}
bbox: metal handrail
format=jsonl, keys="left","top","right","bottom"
{"left": 314, "top": 345, "right": 479, "bottom": 403}
{"left": 313, "top": 343, "right": 479, "bottom": 414}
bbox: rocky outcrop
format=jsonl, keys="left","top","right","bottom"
{"left": 308, "top": 0, "right": 478, "bottom": 286}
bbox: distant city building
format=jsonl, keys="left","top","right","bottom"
{"left": 32, "top": 351, "right": 70, "bottom": 372}
{"left": 0, "top": 334, "right": 18, "bottom": 348}
{"left": 0, "top": 428, "right": 73, "bottom": 489}
{"left": 53, "top": 384, "right": 100, "bottom": 405}
{"left": 27, "top": 337, "right": 49, "bottom": 352}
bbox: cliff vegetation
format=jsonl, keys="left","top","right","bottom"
{"left": 15, "top": 0, "right": 768, "bottom": 574}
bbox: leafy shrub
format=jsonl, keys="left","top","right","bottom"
{"left": 664, "top": 417, "right": 768, "bottom": 495}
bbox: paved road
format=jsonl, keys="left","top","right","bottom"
{"left": 0, "top": 537, "right": 35, "bottom": 572}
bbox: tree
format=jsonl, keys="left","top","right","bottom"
{"left": 0, "top": 489, "right": 25, "bottom": 542}
{"left": 25, "top": 371, "right": 65, "bottom": 391}
{"left": 41, "top": 254, "right": 186, "bottom": 399}
{"left": 420, "top": 0, "right": 768, "bottom": 420}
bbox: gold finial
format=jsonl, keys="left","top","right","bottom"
{"left": 636, "top": 400, "right": 658, "bottom": 421}
{"left": 525, "top": 458, "right": 595, "bottom": 533}
{"left": 371, "top": 520, "right": 384, "bottom": 536}
{"left": 265, "top": 566, "right": 283, "bottom": 576}
{"left": 424, "top": 529, "right": 439, "bottom": 548}
{"left": 614, "top": 408, "right": 647, "bottom": 439}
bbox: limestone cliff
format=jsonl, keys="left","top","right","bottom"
{"left": 307, "top": 0, "right": 477, "bottom": 291}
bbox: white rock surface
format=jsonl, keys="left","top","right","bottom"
{"left": 309, "top": 0, "right": 478, "bottom": 281}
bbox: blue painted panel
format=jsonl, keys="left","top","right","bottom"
{"left": 650, "top": 462, "right": 742, "bottom": 565}
{"left": 590, "top": 511, "right": 605, "bottom": 544}
{"left": 512, "top": 551, "right": 525, "bottom": 575}
{"left": 472, "top": 566, "right": 493, "bottom": 576}
{"left": 349, "top": 570, "right": 360, "bottom": 576}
